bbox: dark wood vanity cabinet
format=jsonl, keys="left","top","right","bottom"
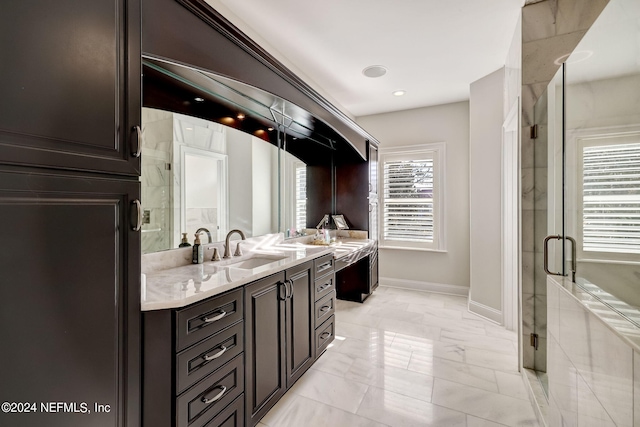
{"left": 313, "top": 255, "right": 337, "bottom": 356}
{"left": 284, "top": 262, "right": 316, "bottom": 387}
{"left": 245, "top": 261, "right": 316, "bottom": 427}
{"left": 244, "top": 272, "right": 287, "bottom": 426}
{"left": 0, "top": 0, "right": 141, "bottom": 176}
{"left": 143, "top": 289, "right": 245, "bottom": 427}
{"left": 0, "top": 168, "right": 141, "bottom": 427}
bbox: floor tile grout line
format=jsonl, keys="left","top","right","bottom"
{"left": 432, "top": 376, "right": 534, "bottom": 406}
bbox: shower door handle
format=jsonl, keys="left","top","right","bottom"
{"left": 543, "top": 234, "right": 577, "bottom": 282}
{"left": 566, "top": 236, "right": 577, "bottom": 282}
{"left": 543, "top": 235, "right": 563, "bottom": 276}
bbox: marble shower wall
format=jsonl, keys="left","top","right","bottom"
{"left": 140, "top": 108, "right": 227, "bottom": 253}
{"left": 520, "top": 0, "right": 610, "bottom": 371}
{"left": 547, "top": 277, "right": 636, "bottom": 426}
{"left": 141, "top": 108, "right": 174, "bottom": 254}
{"left": 171, "top": 113, "right": 226, "bottom": 246}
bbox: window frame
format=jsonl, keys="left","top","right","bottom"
{"left": 378, "top": 143, "right": 446, "bottom": 252}
{"left": 572, "top": 127, "right": 640, "bottom": 264}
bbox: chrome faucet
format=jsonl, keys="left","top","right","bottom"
{"left": 223, "top": 229, "right": 246, "bottom": 258}
{"left": 195, "top": 227, "right": 212, "bottom": 243}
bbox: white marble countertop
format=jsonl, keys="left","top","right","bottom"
{"left": 141, "top": 235, "right": 375, "bottom": 311}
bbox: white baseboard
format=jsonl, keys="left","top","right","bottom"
{"left": 467, "top": 299, "right": 502, "bottom": 324}
{"left": 379, "top": 277, "right": 469, "bottom": 296}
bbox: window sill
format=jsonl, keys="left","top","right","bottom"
{"left": 379, "top": 245, "right": 447, "bottom": 253}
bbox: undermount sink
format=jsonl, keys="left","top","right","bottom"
{"left": 226, "top": 256, "right": 286, "bottom": 270}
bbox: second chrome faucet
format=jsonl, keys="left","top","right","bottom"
{"left": 223, "top": 229, "right": 246, "bottom": 259}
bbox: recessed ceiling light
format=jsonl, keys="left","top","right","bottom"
{"left": 237, "top": 113, "right": 245, "bottom": 120}
{"left": 554, "top": 50, "right": 593, "bottom": 65}
{"left": 267, "top": 127, "right": 274, "bottom": 131}
{"left": 194, "top": 97, "right": 204, "bottom": 102}
{"left": 185, "top": 127, "right": 193, "bottom": 131}
{"left": 392, "top": 90, "right": 406, "bottom": 97}
{"left": 362, "top": 65, "right": 387, "bottom": 78}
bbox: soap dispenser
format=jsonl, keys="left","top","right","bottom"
{"left": 192, "top": 233, "right": 204, "bottom": 264}
{"left": 179, "top": 233, "right": 191, "bottom": 248}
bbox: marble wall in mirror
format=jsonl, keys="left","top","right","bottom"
{"left": 141, "top": 108, "right": 307, "bottom": 254}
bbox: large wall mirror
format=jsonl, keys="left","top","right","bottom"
{"left": 140, "top": 57, "right": 338, "bottom": 253}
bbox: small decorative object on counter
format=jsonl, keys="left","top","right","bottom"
{"left": 179, "top": 232, "right": 191, "bottom": 248}
{"left": 192, "top": 233, "right": 203, "bottom": 264}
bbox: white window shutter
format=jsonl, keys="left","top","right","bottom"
{"left": 582, "top": 142, "right": 640, "bottom": 254}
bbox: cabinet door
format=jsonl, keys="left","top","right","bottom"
{"left": 0, "top": 0, "right": 141, "bottom": 176}
{"left": 244, "top": 272, "right": 286, "bottom": 427}
{"left": 0, "top": 168, "right": 140, "bottom": 427}
{"left": 285, "top": 262, "right": 315, "bottom": 387}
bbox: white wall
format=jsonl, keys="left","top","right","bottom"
{"left": 469, "top": 68, "right": 506, "bottom": 317}
{"left": 357, "top": 101, "right": 470, "bottom": 292}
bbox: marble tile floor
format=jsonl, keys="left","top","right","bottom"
{"left": 260, "top": 286, "right": 539, "bottom": 427}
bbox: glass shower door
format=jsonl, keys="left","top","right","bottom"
{"left": 532, "top": 66, "right": 564, "bottom": 397}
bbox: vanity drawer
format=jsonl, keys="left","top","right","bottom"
{"left": 177, "top": 354, "right": 244, "bottom": 427}
{"left": 314, "top": 273, "right": 335, "bottom": 301}
{"left": 315, "top": 315, "right": 335, "bottom": 355}
{"left": 176, "top": 322, "right": 244, "bottom": 394}
{"left": 200, "top": 394, "right": 244, "bottom": 427}
{"left": 314, "top": 292, "right": 335, "bottom": 328}
{"left": 176, "top": 289, "right": 243, "bottom": 352}
{"left": 314, "top": 254, "right": 334, "bottom": 280}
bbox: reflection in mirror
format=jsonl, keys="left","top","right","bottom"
{"left": 140, "top": 108, "right": 308, "bottom": 254}
{"left": 140, "top": 56, "right": 348, "bottom": 254}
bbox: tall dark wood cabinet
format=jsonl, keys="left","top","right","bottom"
{"left": 0, "top": 0, "right": 141, "bottom": 176}
{"left": 0, "top": 1, "right": 142, "bottom": 426}
{"left": 334, "top": 141, "right": 380, "bottom": 301}
{"left": 368, "top": 142, "right": 380, "bottom": 293}
{"left": 0, "top": 169, "right": 141, "bottom": 426}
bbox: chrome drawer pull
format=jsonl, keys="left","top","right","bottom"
{"left": 317, "top": 262, "right": 332, "bottom": 273}
{"left": 320, "top": 305, "right": 331, "bottom": 312}
{"left": 203, "top": 345, "right": 227, "bottom": 361}
{"left": 201, "top": 386, "right": 227, "bottom": 404}
{"left": 203, "top": 311, "right": 226, "bottom": 323}
{"left": 317, "top": 282, "right": 331, "bottom": 292}
{"left": 320, "top": 332, "right": 331, "bottom": 340}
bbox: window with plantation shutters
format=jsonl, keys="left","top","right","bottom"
{"left": 581, "top": 140, "right": 640, "bottom": 255}
{"left": 295, "top": 163, "right": 307, "bottom": 232}
{"left": 379, "top": 144, "right": 445, "bottom": 250}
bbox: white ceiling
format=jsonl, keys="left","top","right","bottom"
{"left": 209, "top": 0, "right": 524, "bottom": 118}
